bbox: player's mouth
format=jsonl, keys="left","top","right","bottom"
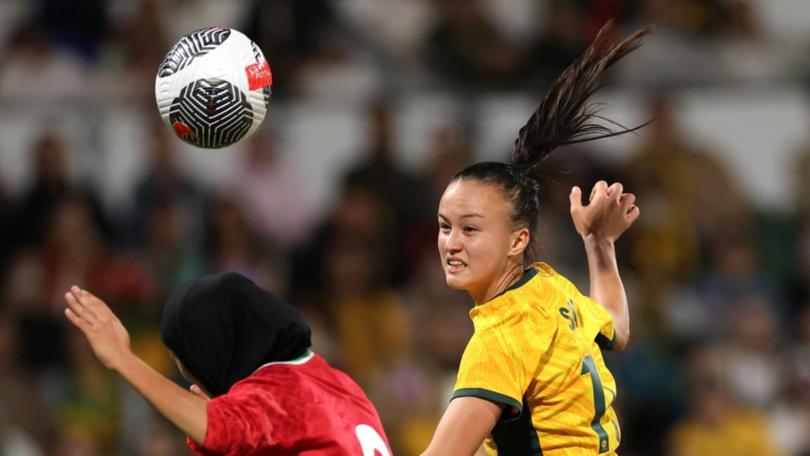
{"left": 446, "top": 258, "right": 467, "bottom": 274}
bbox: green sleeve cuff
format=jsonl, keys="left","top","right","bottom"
{"left": 452, "top": 388, "right": 523, "bottom": 412}
{"left": 595, "top": 332, "right": 617, "bottom": 351}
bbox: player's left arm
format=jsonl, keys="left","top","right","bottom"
{"left": 63, "top": 286, "right": 209, "bottom": 444}
{"left": 421, "top": 397, "right": 503, "bottom": 456}
{"left": 570, "top": 181, "right": 639, "bottom": 351}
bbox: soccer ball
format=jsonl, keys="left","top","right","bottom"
{"left": 155, "top": 27, "right": 272, "bottom": 149}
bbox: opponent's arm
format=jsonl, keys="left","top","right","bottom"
{"left": 570, "top": 181, "right": 639, "bottom": 350}
{"left": 421, "top": 397, "right": 503, "bottom": 456}
{"left": 64, "top": 286, "right": 209, "bottom": 444}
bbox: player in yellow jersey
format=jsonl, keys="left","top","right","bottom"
{"left": 421, "top": 22, "right": 651, "bottom": 456}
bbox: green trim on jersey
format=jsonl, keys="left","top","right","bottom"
{"left": 495, "top": 267, "right": 539, "bottom": 299}
{"left": 491, "top": 398, "right": 543, "bottom": 455}
{"left": 595, "top": 332, "right": 617, "bottom": 351}
{"left": 252, "top": 349, "right": 314, "bottom": 374}
{"left": 452, "top": 388, "right": 523, "bottom": 413}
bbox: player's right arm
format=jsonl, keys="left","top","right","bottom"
{"left": 421, "top": 397, "right": 502, "bottom": 456}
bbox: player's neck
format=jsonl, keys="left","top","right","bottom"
{"left": 472, "top": 263, "right": 525, "bottom": 306}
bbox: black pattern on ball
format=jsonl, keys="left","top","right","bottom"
{"left": 168, "top": 78, "right": 254, "bottom": 148}
{"left": 158, "top": 27, "right": 231, "bottom": 77}
{"left": 250, "top": 41, "right": 263, "bottom": 63}
{"left": 261, "top": 85, "right": 272, "bottom": 110}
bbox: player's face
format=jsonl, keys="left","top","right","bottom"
{"left": 437, "top": 179, "right": 517, "bottom": 302}
{"left": 169, "top": 351, "right": 212, "bottom": 397}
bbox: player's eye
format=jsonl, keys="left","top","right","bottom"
{"left": 463, "top": 226, "right": 477, "bottom": 233}
{"left": 438, "top": 222, "right": 451, "bottom": 231}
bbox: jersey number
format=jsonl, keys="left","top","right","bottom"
{"left": 581, "top": 355, "right": 610, "bottom": 453}
{"left": 355, "top": 424, "right": 391, "bottom": 456}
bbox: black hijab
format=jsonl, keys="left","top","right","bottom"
{"left": 160, "top": 272, "right": 311, "bottom": 397}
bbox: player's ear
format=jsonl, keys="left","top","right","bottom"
{"left": 509, "top": 227, "right": 530, "bottom": 257}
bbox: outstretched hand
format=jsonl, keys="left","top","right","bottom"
{"left": 64, "top": 286, "right": 132, "bottom": 371}
{"left": 569, "top": 180, "right": 639, "bottom": 242}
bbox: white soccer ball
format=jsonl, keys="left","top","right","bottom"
{"left": 155, "top": 27, "right": 272, "bottom": 149}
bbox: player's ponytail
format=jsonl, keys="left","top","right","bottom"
{"left": 451, "top": 22, "right": 651, "bottom": 264}
{"left": 512, "top": 21, "right": 652, "bottom": 175}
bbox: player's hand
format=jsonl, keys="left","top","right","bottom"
{"left": 569, "top": 180, "right": 639, "bottom": 242}
{"left": 64, "top": 286, "right": 132, "bottom": 372}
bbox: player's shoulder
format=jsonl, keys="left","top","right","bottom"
{"left": 504, "top": 262, "right": 573, "bottom": 309}
{"left": 531, "top": 262, "right": 591, "bottom": 301}
{"left": 229, "top": 351, "right": 323, "bottom": 392}
{"left": 532, "top": 262, "right": 573, "bottom": 287}
{"left": 228, "top": 354, "right": 371, "bottom": 413}
{"left": 471, "top": 266, "right": 560, "bottom": 332}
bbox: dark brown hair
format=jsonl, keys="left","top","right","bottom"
{"left": 452, "top": 22, "right": 652, "bottom": 261}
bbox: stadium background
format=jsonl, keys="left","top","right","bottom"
{"left": 0, "top": 0, "right": 809, "bottom": 455}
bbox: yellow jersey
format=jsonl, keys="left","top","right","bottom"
{"left": 453, "top": 263, "right": 621, "bottom": 455}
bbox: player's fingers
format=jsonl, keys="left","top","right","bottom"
{"left": 626, "top": 205, "right": 640, "bottom": 224}
{"left": 620, "top": 193, "right": 636, "bottom": 209}
{"left": 73, "top": 286, "right": 109, "bottom": 319}
{"left": 590, "top": 180, "right": 608, "bottom": 202}
{"left": 591, "top": 183, "right": 610, "bottom": 206}
{"left": 64, "top": 307, "right": 92, "bottom": 333}
{"left": 65, "top": 291, "right": 94, "bottom": 324}
{"left": 569, "top": 186, "right": 583, "bottom": 212}
{"left": 608, "top": 182, "right": 623, "bottom": 202}
{"left": 69, "top": 287, "right": 100, "bottom": 322}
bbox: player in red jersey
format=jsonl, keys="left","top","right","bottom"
{"left": 63, "top": 272, "right": 392, "bottom": 455}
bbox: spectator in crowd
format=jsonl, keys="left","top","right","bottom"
{"left": 53, "top": 328, "right": 121, "bottom": 454}
{"left": 114, "top": 0, "right": 170, "bottom": 100}
{"left": 37, "top": 0, "right": 110, "bottom": 62}
{"left": 699, "top": 235, "right": 781, "bottom": 326}
{"left": 321, "top": 236, "right": 410, "bottom": 384}
{"left": 203, "top": 195, "right": 282, "bottom": 293}
{"left": 14, "top": 132, "right": 110, "bottom": 248}
{"left": 769, "top": 303, "right": 810, "bottom": 456}
{"left": 0, "top": 313, "right": 49, "bottom": 455}
{"left": 627, "top": 95, "right": 751, "bottom": 305}
{"left": 0, "top": 19, "right": 87, "bottom": 100}
{"left": 526, "top": 0, "right": 586, "bottom": 82}
{"left": 423, "top": 0, "right": 524, "bottom": 87}
{"left": 667, "top": 344, "right": 784, "bottom": 456}
{"left": 290, "top": 172, "right": 394, "bottom": 300}
{"left": 721, "top": 295, "right": 785, "bottom": 409}
{"left": 138, "top": 198, "right": 202, "bottom": 294}
{"left": 130, "top": 123, "right": 205, "bottom": 248}
{"left": 342, "top": 99, "right": 431, "bottom": 284}
{"left": 227, "top": 129, "right": 314, "bottom": 251}
{"left": 241, "top": 0, "right": 343, "bottom": 96}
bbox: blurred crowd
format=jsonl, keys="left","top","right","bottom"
{"left": 1, "top": 0, "right": 810, "bottom": 455}
{"left": 1, "top": 0, "right": 807, "bottom": 102}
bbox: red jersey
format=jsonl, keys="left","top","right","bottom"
{"left": 187, "top": 351, "right": 392, "bottom": 455}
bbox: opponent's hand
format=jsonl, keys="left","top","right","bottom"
{"left": 64, "top": 286, "right": 132, "bottom": 371}
{"left": 569, "top": 180, "right": 639, "bottom": 242}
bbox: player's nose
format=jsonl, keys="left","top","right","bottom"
{"left": 442, "top": 229, "right": 463, "bottom": 253}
